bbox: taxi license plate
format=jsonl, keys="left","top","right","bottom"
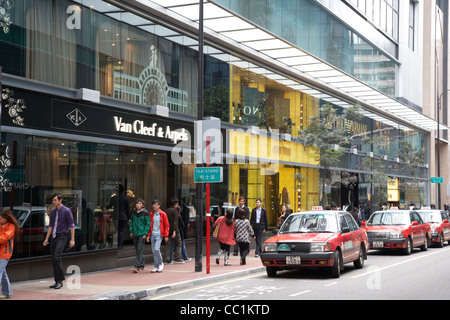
{"left": 286, "top": 256, "right": 301, "bottom": 265}
{"left": 373, "top": 241, "right": 384, "bottom": 248}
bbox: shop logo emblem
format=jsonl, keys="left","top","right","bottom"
{"left": 67, "top": 108, "right": 87, "bottom": 127}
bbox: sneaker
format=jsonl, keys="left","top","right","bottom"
{"left": 174, "top": 260, "right": 185, "bottom": 264}
{"left": 132, "top": 267, "right": 139, "bottom": 273}
{"left": 184, "top": 257, "right": 192, "bottom": 262}
{"left": 157, "top": 264, "right": 164, "bottom": 272}
{"left": 151, "top": 267, "right": 158, "bottom": 273}
{"left": 0, "top": 295, "right": 12, "bottom": 299}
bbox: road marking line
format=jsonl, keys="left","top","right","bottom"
{"left": 289, "top": 290, "right": 311, "bottom": 297}
{"left": 324, "top": 282, "right": 339, "bottom": 287}
{"left": 348, "top": 247, "right": 450, "bottom": 279}
{"left": 149, "top": 272, "right": 265, "bottom": 300}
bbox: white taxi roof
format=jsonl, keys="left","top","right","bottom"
{"left": 290, "top": 210, "right": 347, "bottom": 216}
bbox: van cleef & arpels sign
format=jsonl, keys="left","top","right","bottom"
{"left": 1, "top": 86, "right": 193, "bottom": 148}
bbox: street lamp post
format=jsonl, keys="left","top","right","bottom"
{"left": 436, "top": 90, "right": 450, "bottom": 209}
{"left": 195, "top": 0, "right": 204, "bottom": 273}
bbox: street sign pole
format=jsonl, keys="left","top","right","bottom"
{"left": 206, "top": 136, "right": 210, "bottom": 274}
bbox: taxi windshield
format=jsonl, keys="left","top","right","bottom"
{"left": 279, "top": 213, "right": 338, "bottom": 234}
{"left": 367, "top": 211, "right": 410, "bottom": 226}
{"left": 417, "top": 211, "right": 441, "bottom": 223}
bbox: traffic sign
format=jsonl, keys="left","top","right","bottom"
{"left": 194, "top": 167, "right": 223, "bottom": 183}
{"left": 431, "top": 177, "right": 444, "bottom": 184}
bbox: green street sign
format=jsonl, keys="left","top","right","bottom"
{"left": 431, "top": 177, "right": 444, "bottom": 184}
{"left": 194, "top": 167, "right": 223, "bottom": 183}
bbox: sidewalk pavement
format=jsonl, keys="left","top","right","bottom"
{"left": 7, "top": 252, "right": 266, "bottom": 300}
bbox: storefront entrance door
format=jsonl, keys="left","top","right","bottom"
{"left": 119, "top": 148, "right": 168, "bottom": 211}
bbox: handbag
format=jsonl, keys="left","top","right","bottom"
{"left": 213, "top": 220, "right": 221, "bottom": 238}
{"left": 107, "top": 221, "right": 117, "bottom": 234}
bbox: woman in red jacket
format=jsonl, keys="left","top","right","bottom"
{"left": 214, "top": 209, "right": 235, "bottom": 266}
{"left": 0, "top": 209, "right": 19, "bottom": 299}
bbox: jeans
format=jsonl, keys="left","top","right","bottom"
{"left": 164, "top": 232, "right": 182, "bottom": 263}
{"left": 133, "top": 236, "right": 146, "bottom": 268}
{"left": 170, "top": 239, "right": 190, "bottom": 260}
{"left": 151, "top": 234, "right": 163, "bottom": 268}
{"left": 0, "top": 259, "right": 12, "bottom": 296}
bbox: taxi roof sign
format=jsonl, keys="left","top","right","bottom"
{"left": 312, "top": 206, "right": 323, "bottom": 211}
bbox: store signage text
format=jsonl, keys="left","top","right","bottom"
{"left": 113, "top": 116, "right": 189, "bottom": 144}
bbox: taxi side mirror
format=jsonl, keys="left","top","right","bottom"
{"left": 411, "top": 221, "right": 418, "bottom": 226}
{"left": 444, "top": 220, "right": 449, "bottom": 223}
{"left": 341, "top": 227, "right": 351, "bottom": 233}
{"left": 361, "top": 221, "right": 367, "bottom": 226}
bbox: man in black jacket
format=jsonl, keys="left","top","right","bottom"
{"left": 163, "top": 197, "right": 184, "bottom": 264}
{"left": 250, "top": 198, "right": 268, "bottom": 257}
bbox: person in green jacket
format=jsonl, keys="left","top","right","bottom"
{"left": 129, "top": 198, "right": 150, "bottom": 273}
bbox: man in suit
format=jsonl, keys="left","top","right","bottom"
{"left": 250, "top": 198, "right": 268, "bottom": 257}
{"left": 233, "top": 196, "right": 250, "bottom": 256}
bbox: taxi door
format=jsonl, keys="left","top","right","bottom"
{"left": 339, "top": 213, "right": 356, "bottom": 263}
{"left": 441, "top": 211, "right": 450, "bottom": 242}
{"left": 344, "top": 213, "right": 362, "bottom": 260}
{"left": 410, "top": 212, "right": 425, "bottom": 247}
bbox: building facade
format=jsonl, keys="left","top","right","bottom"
{"left": 0, "top": 0, "right": 444, "bottom": 280}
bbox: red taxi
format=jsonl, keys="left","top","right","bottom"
{"left": 416, "top": 209, "right": 450, "bottom": 248}
{"left": 362, "top": 209, "right": 431, "bottom": 255}
{"left": 260, "top": 209, "right": 368, "bottom": 278}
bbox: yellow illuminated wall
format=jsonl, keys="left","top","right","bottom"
{"left": 227, "top": 64, "right": 321, "bottom": 226}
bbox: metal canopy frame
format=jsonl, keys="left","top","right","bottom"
{"left": 85, "top": 0, "right": 445, "bottom": 133}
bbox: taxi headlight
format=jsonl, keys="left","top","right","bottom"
{"left": 263, "top": 243, "right": 277, "bottom": 252}
{"left": 389, "top": 232, "right": 404, "bottom": 239}
{"left": 310, "top": 243, "right": 331, "bottom": 252}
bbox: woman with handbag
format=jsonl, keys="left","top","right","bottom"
{"left": 213, "top": 209, "right": 235, "bottom": 266}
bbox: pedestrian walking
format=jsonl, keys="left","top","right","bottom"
{"left": 233, "top": 196, "right": 250, "bottom": 256}
{"left": 277, "top": 204, "right": 288, "bottom": 228}
{"left": 0, "top": 209, "right": 19, "bottom": 299}
{"left": 147, "top": 199, "right": 169, "bottom": 273}
{"left": 164, "top": 197, "right": 184, "bottom": 264}
{"left": 170, "top": 210, "right": 191, "bottom": 261}
{"left": 214, "top": 209, "right": 235, "bottom": 266}
{"left": 129, "top": 198, "right": 150, "bottom": 273}
{"left": 234, "top": 208, "right": 255, "bottom": 265}
{"left": 250, "top": 199, "right": 268, "bottom": 257}
{"left": 108, "top": 184, "right": 130, "bottom": 249}
{"left": 43, "top": 193, "right": 76, "bottom": 289}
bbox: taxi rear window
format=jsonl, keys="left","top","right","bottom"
{"left": 367, "top": 211, "right": 410, "bottom": 225}
{"left": 280, "top": 214, "right": 338, "bottom": 234}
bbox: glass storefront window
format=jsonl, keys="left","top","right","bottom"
{"left": 0, "top": 133, "right": 120, "bottom": 258}
{"left": 0, "top": 0, "right": 200, "bottom": 116}
{"left": 216, "top": 0, "right": 397, "bottom": 97}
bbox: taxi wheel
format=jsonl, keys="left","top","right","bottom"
{"left": 420, "top": 235, "right": 429, "bottom": 251}
{"left": 266, "top": 267, "right": 277, "bottom": 278}
{"left": 437, "top": 233, "right": 444, "bottom": 248}
{"left": 403, "top": 238, "right": 412, "bottom": 255}
{"left": 353, "top": 245, "right": 365, "bottom": 269}
{"left": 330, "top": 250, "right": 342, "bottom": 278}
